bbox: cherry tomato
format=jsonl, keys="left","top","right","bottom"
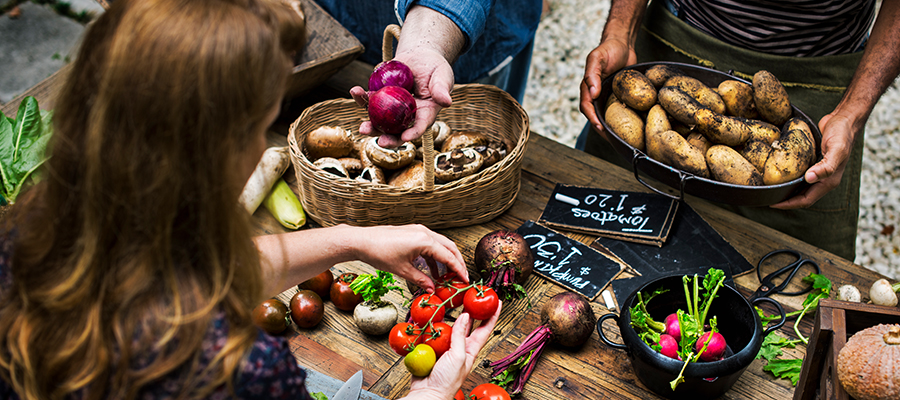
{"left": 388, "top": 322, "right": 422, "bottom": 356}
{"left": 434, "top": 272, "right": 469, "bottom": 309}
{"left": 290, "top": 289, "right": 325, "bottom": 328}
{"left": 330, "top": 272, "right": 363, "bottom": 311}
{"left": 463, "top": 285, "right": 499, "bottom": 321}
{"left": 422, "top": 321, "right": 452, "bottom": 359}
{"left": 470, "top": 383, "right": 510, "bottom": 400}
{"left": 403, "top": 343, "right": 436, "bottom": 377}
{"left": 454, "top": 389, "right": 465, "bottom": 400}
{"left": 409, "top": 293, "right": 446, "bottom": 327}
{"left": 298, "top": 269, "right": 333, "bottom": 300}
{"left": 252, "top": 298, "right": 290, "bottom": 335}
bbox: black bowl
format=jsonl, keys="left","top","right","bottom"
{"left": 597, "top": 274, "right": 785, "bottom": 399}
{"left": 594, "top": 62, "right": 822, "bottom": 207}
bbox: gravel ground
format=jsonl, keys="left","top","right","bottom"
{"left": 522, "top": 0, "right": 900, "bottom": 280}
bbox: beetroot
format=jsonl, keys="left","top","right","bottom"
{"left": 369, "top": 60, "right": 415, "bottom": 93}
{"left": 474, "top": 230, "right": 534, "bottom": 302}
{"left": 664, "top": 313, "right": 681, "bottom": 342}
{"left": 488, "top": 292, "right": 595, "bottom": 394}
{"left": 695, "top": 331, "right": 726, "bottom": 362}
{"left": 658, "top": 334, "right": 679, "bottom": 359}
{"left": 367, "top": 86, "right": 416, "bottom": 135}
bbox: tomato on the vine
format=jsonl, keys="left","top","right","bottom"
{"left": 454, "top": 389, "right": 465, "bottom": 400}
{"left": 422, "top": 321, "right": 452, "bottom": 359}
{"left": 463, "top": 285, "right": 499, "bottom": 321}
{"left": 409, "top": 293, "right": 446, "bottom": 327}
{"left": 389, "top": 322, "right": 422, "bottom": 356}
{"left": 470, "top": 383, "right": 510, "bottom": 400}
{"left": 330, "top": 272, "right": 363, "bottom": 311}
{"left": 434, "top": 272, "right": 469, "bottom": 309}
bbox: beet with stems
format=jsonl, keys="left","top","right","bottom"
{"left": 474, "top": 230, "right": 534, "bottom": 302}
{"left": 367, "top": 86, "right": 416, "bottom": 135}
{"left": 487, "top": 292, "right": 595, "bottom": 394}
{"left": 369, "top": 60, "right": 415, "bottom": 93}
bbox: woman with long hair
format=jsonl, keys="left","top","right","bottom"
{"left": 0, "top": 0, "right": 498, "bottom": 398}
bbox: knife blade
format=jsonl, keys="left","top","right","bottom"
{"left": 331, "top": 370, "right": 363, "bottom": 400}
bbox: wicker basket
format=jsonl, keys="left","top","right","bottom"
{"left": 287, "top": 83, "right": 529, "bottom": 229}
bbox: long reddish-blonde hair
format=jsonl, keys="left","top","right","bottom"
{"left": 0, "top": 0, "right": 305, "bottom": 398}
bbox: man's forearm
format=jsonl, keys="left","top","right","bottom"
{"left": 602, "top": 0, "right": 649, "bottom": 45}
{"left": 397, "top": 5, "right": 466, "bottom": 64}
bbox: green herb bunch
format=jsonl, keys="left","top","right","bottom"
{"left": 0, "top": 96, "right": 53, "bottom": 205}
{"left": 349, "top": 270, "right": 402, "bottom": 307}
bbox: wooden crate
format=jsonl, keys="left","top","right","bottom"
{"left": 794, "top": 298, "right": 900, "bottom": 400}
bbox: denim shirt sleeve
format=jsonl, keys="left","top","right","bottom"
{"left": 395, "top": 0, "right": 495, "bottom": 53}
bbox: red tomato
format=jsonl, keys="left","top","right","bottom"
{"left": 470, "top": 383, "right": 510, "bottom": 400}
{"left": 422, "top": 321, "right": 452, "bottom": 359}
{"left": 434, "top": 273, "right": 469, "bottom": 309}
{"left": 290, "top": 289, "right": 325, "bottom": 329}
{"left": 330, "top": 272, "right": 363, "bottom": 311}
{"left": 454, "top": 389, "right": 465, "bottom": 400}
{"left": 463, "top": 285, "right": 499, "bottom": 321}
{"left": 389, "top": 322, "right": 423, "bottom": 356}
{"left": 409, "top": 293, "right": 446, "bottom": 327}
{"left": 298, "top": 269, "right": 334, "bottom": 300}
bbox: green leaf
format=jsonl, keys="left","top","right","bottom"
{"left": 0, "top": 97, "right": 53, "bottom": 203}
{"left": 309, "top": 392, "right": 329, "bottom": 400}
{"left": 350, "top": 271, "right": 401, "bottom": 305}
{"left": 763, "top": 359, "right": 803, "bottom": 385}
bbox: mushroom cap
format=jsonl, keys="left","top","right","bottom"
{"left": 365, "top": 137, "right": 416, "bottom": 170}
{"left": 305, "top": 126, "right": 354, "bottom": 160}
{"left": 388, "top": 161, "right": 427, "bottom": 189}
{"left": 434, "top": 148, "right": 483, "bottom": 181}
{"left": 313, "top": 157, "right": 349, "bottom": 178}
{"left": 440, "top": 130, "right": 489, "bottom": 153}
{"left": 338, "top": 157, "right": 364, "bottom": 176}
{"left": 355, "top": 165, "right": 386, "bottom": 184}
{"left": 412, "top": 121, "right": 452, "bottom": 149}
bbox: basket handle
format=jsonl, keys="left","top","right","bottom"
{"left": 381, "top": 24, "right": 435, "bottom": 191}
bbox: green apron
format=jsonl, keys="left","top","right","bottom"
{"left": 582, "top": 0, "right": 865, "bottom": 260}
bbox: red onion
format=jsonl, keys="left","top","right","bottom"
{"left": 368, "top": 86, "right": 416, "bottom": 135}
{"left": 369, "top": 60, "right": 415, "bottom": 93}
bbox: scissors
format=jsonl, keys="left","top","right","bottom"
{"left": 749, "top": 249, "right": 821, "bottom": 302}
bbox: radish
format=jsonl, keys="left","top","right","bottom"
{"left": 658, "top": 334, "right": 679, "bottom": 359}
{"left": 238, "top": 146, "right": 290, "bottom": 214}
{"left": 664, "top": 313, "right": 681, "bottom": 342}
{"left": 695, "top": 331, "right": 726, "bottom": 362}
{"left": 488, "top": 292, "right": 595, "bottom": 394}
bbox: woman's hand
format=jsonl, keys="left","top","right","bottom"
{"left": 403, "top": 304, "right": 502, "bottom": 400}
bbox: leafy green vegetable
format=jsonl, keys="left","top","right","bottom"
{"left": 629, "top": 287, "right": 668, "bottom": 345}
{"left": 0, "top": 96, "right": 53, "bottom": 204}
{"left": 791, "top": 273, "right": 831, "bottom": 344}
{"left": 309, "top": 392, "right": 329, "bottom": 400}
{"left": 669, "top": 268, "right": 725, "bottom": 390}
{"left": 763, "top": 359, "right": 803, "bottom": 386}
{"left": 349, "top": 270, "right": 402, "bottom": 306}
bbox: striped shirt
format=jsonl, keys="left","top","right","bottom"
{"left": 664, "top": 0, "right": 877, "bottom": 56}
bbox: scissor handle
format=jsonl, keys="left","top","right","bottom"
{"left": 756, "top": 249, "right": 821, "bottom": 297}
{"left": 753, "top": 297, "right": 787, "bottom": 336}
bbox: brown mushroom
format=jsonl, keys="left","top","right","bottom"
{"left": 440, "top": 130, "right": 489, "bottom": 153}
{"left": 338, "top": 157, "right": 364, "bottom": 176}
{"left": 412, "top": 121, "right": 452, "bottom": 149}
{"left": 365, "top": 137, "right": 416, "bottom": 170}
{"left": 434, "top": 148, "right": 483, "bottom": 181}
{"left": 472, "top": 140, "right": 508, "bottom": 169}
{"left": 313, "top": 157, "right": 349, "bottom": 178}
{"left": 388, "top": 161, "right": 427, "bottom": 189}
{"left": 355, "top": 165, "right": 386, "bottom": 184}
{"left": 305, "top": 126, "right": 354, "bottom": 160}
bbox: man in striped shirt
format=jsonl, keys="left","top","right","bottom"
{"left": 578, "top": 0, "right": 899, "bottom": 261}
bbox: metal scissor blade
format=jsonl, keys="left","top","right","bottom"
{"left": 332, "top": 370, "right": 363, "bottom": 400}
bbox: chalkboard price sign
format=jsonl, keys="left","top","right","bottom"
{"left": 516, "top": 220, "right": 624, "bottom": 300}
{"left": 539, "top": 184, "right": 679, "bottom": 246}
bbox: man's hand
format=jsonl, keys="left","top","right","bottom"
{"left": 579, "top": 38, "right": 637, "bottom": 141}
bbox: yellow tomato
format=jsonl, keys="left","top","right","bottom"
{"left": 403, "top": 343, "right": 436, "bottom": 377}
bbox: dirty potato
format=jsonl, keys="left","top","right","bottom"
{"left": 747, "top": 119, "right": 781, "bottom": 145}
{"left": 665, "top": 75, "right": 727, "bottom": 115}
{"left": 656, "top": 130, "right": 710, "bottom": 178}
{"left": 686, "top": 131, "right": 712, "bottom": 155}
{"left": 605, "top": 100, "right": 645, "bottom": 150}
{"left": 645, "top": 64, "right": 684, "bottom": 87}
{"left": 753, "top": 70, "right": 792, "bottom": 125}
{"left": 658, "top": 86, "right": 706, "bottom": 125}
{"left": 612, "top": 69, "right": 658, "bottom": 112}
{"left": 694, "top": 108, "right": 751, "bottom": 146}
{"left": 783, "top": 117, "right": 816, "bottom": 161}
{"left": 645, "top": 104, "right": 671, "bottom": 138}
{"left": 740, "top": 140, "right": 773, "bottom": 173}
{"left": 763, "top": 128, "right": 815, "bottom": 185}
{"left": 718, "top": 80, "right": 759, "bottom": 119}
{"left": 706, "top": 145, "right": 764, "bottom": 186}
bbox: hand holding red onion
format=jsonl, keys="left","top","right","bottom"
{"left": 367, "top": 86, "right": 417, "bottom": 135}
{"left": 369, "top": 60, "right": 415, "bottom": 93}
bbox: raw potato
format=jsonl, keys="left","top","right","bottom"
{"left": 648, "top": 130, "right": 710, "bottom": 178}
{"left": 717, "top": 80, "right": 759, "bottom": 119}
{"left": 706, "top": 145, "right": 763, "bottom": 186}
{"left": 612, "top": 69, "right": 658, "bottom": 112}
{"left": 658, "top": 86, "right": 706, "bottom": 125}
{"left": 694, "top": 108, "right": 751, "bottom": 146}
{"left": 747, "top": 119, "right": 781, "bottom": 145}
{"left": 753, "top": 70, "right": 792, "bottom": 125}
{"left": 763, "top": 128, "right": 815, "bottom": 185}
{"left": 740, "top": 140, "right": 773, "bottom": 173}
{"left": 664, "top": 75, "right": 727, "bottom": 115}
{"left": 645, "top": 64, "right": 684, "bottom": 87}
{"left": 605, "top": 100, "right": 645, "bottom": 150}
{"left": 783, "top": 117, "right": 817, "bottom": 165}
{"left": 644, "top": 104, "right": 671, "bottom": 138}
{"left": 686, "top": 132, "right": 712, "bottom": 155}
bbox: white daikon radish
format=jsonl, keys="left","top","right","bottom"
{"left": 238, "top": 146, "right": 290, "bottom": 214}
